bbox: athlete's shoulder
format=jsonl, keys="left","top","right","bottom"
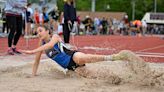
{"left": 51, "top": 34, "right": 62, "bottom": 42}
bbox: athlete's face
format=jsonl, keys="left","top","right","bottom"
{"left": 37, "top": 27, "right": 49, "bottom": 40}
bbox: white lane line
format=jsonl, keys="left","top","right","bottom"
{"left": 135, "top": 52, "right": 164, "bottom": 56}
{"left": 79, "top": 46, "right": 164, "bottom": 53}
{"left": 137, "top": 54, "right": 164, "bottom": 58}
{"left": 79, "top": 46, "right": 116, "bottom": 51}
{"left": 138, "top": 45, "right": 164, "bottom": 52}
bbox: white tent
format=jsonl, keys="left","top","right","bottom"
{"left": 142, "top": 13, "right": 164, "bottom": 24}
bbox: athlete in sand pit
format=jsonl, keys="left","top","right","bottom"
{"left": 20, "top": 25, "right": 136, "bottom": 76}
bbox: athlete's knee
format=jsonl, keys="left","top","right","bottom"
{"left": 74, "top": 54, "right": 87, "bottom": 65}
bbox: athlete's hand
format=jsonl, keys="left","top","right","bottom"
{"left": 19, "top": 50, "right": 35, "bottom": 54}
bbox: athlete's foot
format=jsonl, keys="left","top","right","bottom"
{"left": 12, "top": 48, "right": 21, "bottom": 54}
{"left": 112, "top": 50, "right": 138, "bottom": 61}
{"left": 7, "top": 48, "right": 14, "bottom": 55}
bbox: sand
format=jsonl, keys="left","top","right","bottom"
{"left": 0, "top": 51, "right": 164, "bottom": 92}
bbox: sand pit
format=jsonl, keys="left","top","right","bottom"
{"left": 0, "top": 51, "right": 164, "bottom": 92}
{"left": 76, "top": 50, "right": 164, "bottom": 86}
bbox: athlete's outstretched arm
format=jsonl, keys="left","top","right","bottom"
{"left": 20, "top": 34, "right": 61, "bottom": 54}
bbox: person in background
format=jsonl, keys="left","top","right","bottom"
{"left": 141, "top": 20, "right": 147, "bottom": 36}
{"left": 33, "top": 8, "right": 40, "bottom": 35}
{"left": 94, "top": 17, "right": 100, "bottom": 35}
{"left": 101, "top": 17, "right": 109, "bottom": 35}
{"left": 5, "top": 0, "right": 27, "bottom": 55}
{"left": 57, "top": 12, "right": 64, "bottom": 36}
{"left": 49, "top": 6, "right": 59, "bottom": 34}
{"left": 63, "top": 0, "right": 77, "bottom": 46}
{"left": 49, "top": 6, "right": 59, "bottom": 22}
{"left": 24, "top": 3, "right": 33, "bottom": 38}
{"left": 2, "top": 8, "right": 9, "bottom": 34}
{"left": 83, "top": 16, "right": 93, "bottom": 35}
{"left": 42, "top": 7, "right": 49, "bottom": 26}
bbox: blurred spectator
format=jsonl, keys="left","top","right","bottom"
{"left": 42, "top": 7, "right": 49, "bottom": 25}
{"left": 57, "top": 12, "right": 64, "bottom": 35}
{"left": 75, "top": 16, "right": 81, "bottom": 35}
{"left": 5, "top": 0, "right": 27, "bottom": 55}
{"left": 79, "top": 16, "right": 85, "bottom": 35}
{"left": 124, "top": 14, "right": 129, "bottom": 24}
{"left": 100, "top": 17, "right": 108, "bottom": 34}
{"left": 33, "top": 8, "right": 40, "bottom": 35}
{"left": 39, "top": 10, "right": 44, "bottom": 25}
{"left": 2, "top": 8, "right": 9, "bottom": 33}
{"left": 34, "top": 8, "right": 40, "bottom": 24}
{"left": 118, "top": 21, "right": 124, "bottom": 35}
{"left": 24, "top": 3, "right": 33, "bottom": 38}
{"left": 49, "top": 6, "right": 59, "bottom": 21}
{"left": 49, "top": 6, "right": 59, "bottom": 33}
{"left": 94, "top": 17, "right": 100, "bottom": 35}
{"left": 141, "top": 20, "right": 147, "bottom": 36}
{"left": 83, "top": 16, "right": 94, "bottom": 35}
{"left": 63, "top": 0, "right": 77, "bottom": 44}
{"left": 77, "top": 16, "right": 81, "bottom": 25}
{"left": 159, "top": 25, "right": 164, "bottom": 34}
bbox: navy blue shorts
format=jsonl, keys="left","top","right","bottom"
{"left": 63, "top": 47, "right": 85, "bottom": 71}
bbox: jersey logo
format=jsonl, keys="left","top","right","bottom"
{"left": 45, "top": 48, "right": 59, "bottom": 58}
{"left": 49, "top": 51, "right": 53, "bottom": 57}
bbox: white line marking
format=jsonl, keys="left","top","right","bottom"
{"left": 138, "top": 45, "right": 164, "bottom": 52}
{"left": 135, "top": 52, "right": 164, "bottom": 56}
{"left": 137, "top": 54, "right": 164, "bottom": 58}
{"left": 79, "top": 46, "right": 116, "bottom": 51}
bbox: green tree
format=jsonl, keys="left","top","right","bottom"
{"left": 57, "top": 0, "right": 64, "bottom": 11}
{"left": 157, "top": 0, "right": 164, "bottom": 12}
{"left": 28, "top": 0, "right": 39, "bottom": 3}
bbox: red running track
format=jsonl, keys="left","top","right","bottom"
{"left": 0, "top": 35, "right": 164, "bottom": 63}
